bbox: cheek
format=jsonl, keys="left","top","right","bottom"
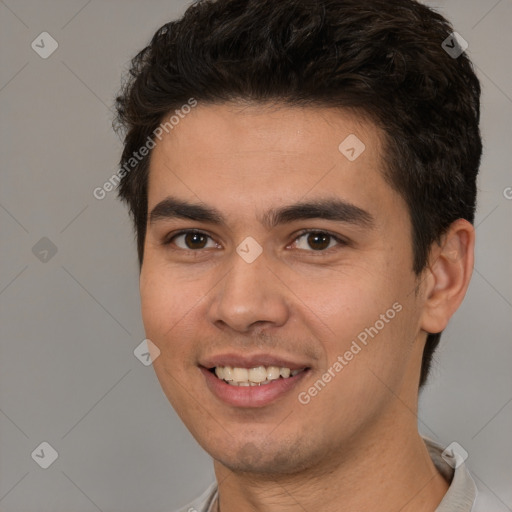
{"left": 139, "top": 263, "right": 201, "bottom": 352}
{"left": 139, "top": 266, "right": 202, "bottom": 408}
{"left": 314, "top": 263, "right": 417, "bottom": 378}
{"left": 140, "top": 270, "right": 171, "bottom": 337}
{"left": 315, "top": 270, "right": 393, "bottom": 337}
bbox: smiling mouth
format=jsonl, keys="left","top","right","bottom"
{"left": 209, "top": 365, "right": 307, "bottom": 386}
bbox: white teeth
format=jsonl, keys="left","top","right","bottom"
{"left": 248, "top": 366, "right": 267, "bottom": 383}
{"left": 223, "top": 366, "right": 234, "bottom": 381}
{"left": 232, "top": 367, "right": 249, "bottom": 382}
{"left": 228, "top": 381, "right": 262, "bottom": 387}
{"left": 213, "top": 365, "right": 305, "bottom": 385}
{"left": 267, "top": 366, "right": 280, "bottom": 380}
{"left": 279, "top": 367, "right": 291, "bottom": 378}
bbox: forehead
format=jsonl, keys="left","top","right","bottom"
{"left": 146, "top": 102, "right": 400, "bottom": 224}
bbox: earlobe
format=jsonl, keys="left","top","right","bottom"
{"left": 419, "top": 219, "right": 475, "bottom": 334}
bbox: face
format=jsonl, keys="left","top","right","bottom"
{"left": 140, "top": 102, "right": 427, "bottom": 474}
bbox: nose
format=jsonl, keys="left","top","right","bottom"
{"left": 207, "top": 248, "right": 290, "bottom": 334}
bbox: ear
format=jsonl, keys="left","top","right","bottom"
{"left": 419, "top": 219, "right": 475, "bottom": 334}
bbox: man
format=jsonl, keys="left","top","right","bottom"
{"left": 114, "top": 0, "right": 485, "bottom": 510}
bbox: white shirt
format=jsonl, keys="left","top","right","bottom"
{"left": 174, "top": 438, "right": 489, "bottom": 511}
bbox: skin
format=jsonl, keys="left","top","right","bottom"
{"left": 140, "top": 101, "right": 474, "bottom": 511}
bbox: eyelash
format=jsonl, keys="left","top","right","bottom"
{"left": 161, "top": 229, "right": 348, "bottom": 254}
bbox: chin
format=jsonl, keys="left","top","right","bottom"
{"left": 211, "top": 437, "right": 324, "bottom": 476}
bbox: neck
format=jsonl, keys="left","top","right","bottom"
{"left": 213, "top": 412, "right": 448, "bottom": 512}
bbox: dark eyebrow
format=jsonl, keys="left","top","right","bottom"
{"left": 149, "top": 196, "right": 374, "bottom": 229}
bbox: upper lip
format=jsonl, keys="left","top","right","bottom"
{"left": 200, "top": 353, "right": 311, "bottom": 371}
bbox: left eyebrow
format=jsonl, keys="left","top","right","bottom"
{"left": 149, "top": 196, "right": 374, "bottom": 230}
{"left": 261, "top": 197, "right": 374, "bottom": 230}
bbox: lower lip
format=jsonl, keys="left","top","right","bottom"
{"left": 200, "top": 367, "right": 309, "bottom": 408}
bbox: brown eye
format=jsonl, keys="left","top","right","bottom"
{"left": 293, "top": 231, "right": 345, "bottom": 252}
{"left": 166, "top": 231, "right": 216, "bottom": 250}
{"left": 307, "top": 232, "right": 331, "bottom": 250}
{"left": 183, "top": 232, "right": 208, "bottom": 249}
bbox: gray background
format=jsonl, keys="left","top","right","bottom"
{"left": 0, "top": 0, "right": 510, "bottom": 510}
